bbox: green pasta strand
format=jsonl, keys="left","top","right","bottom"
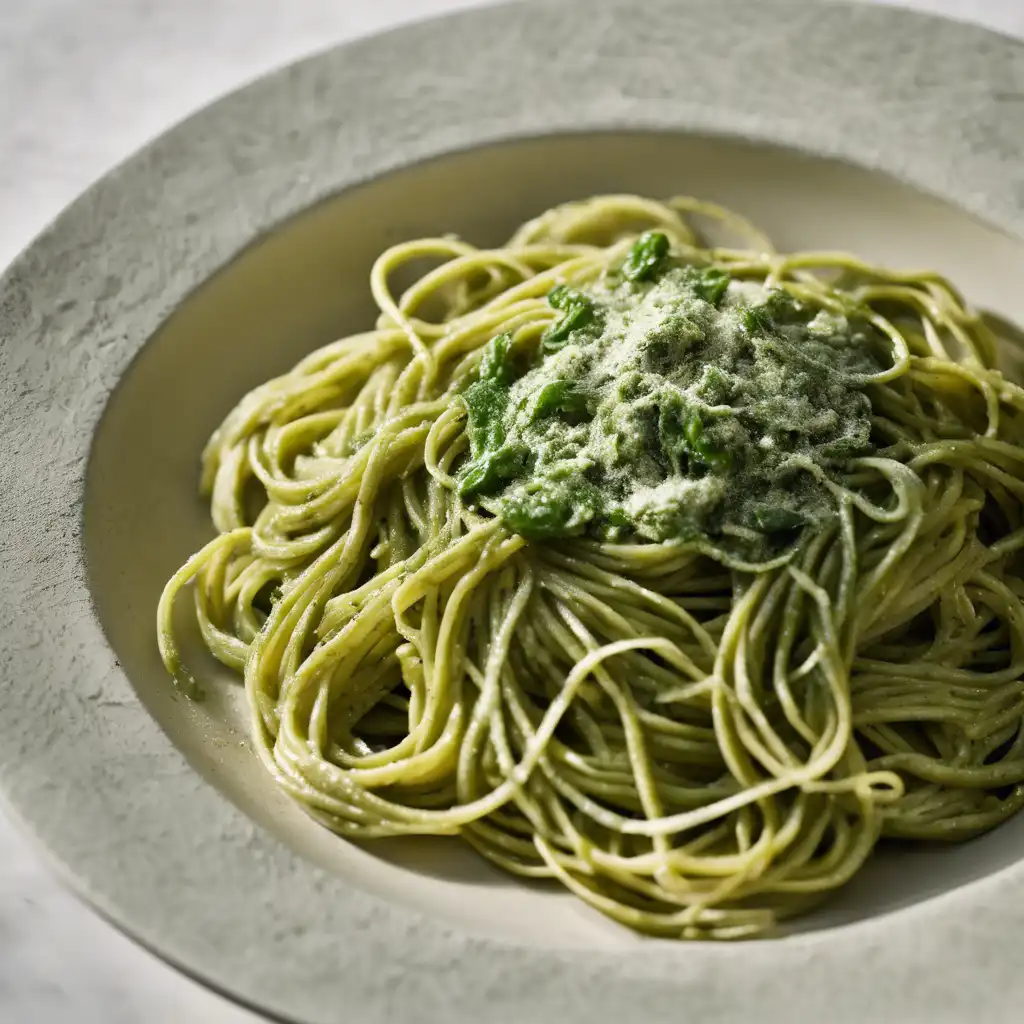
{"left": 157, "top": 195, "right": 1024, "bottom": 939}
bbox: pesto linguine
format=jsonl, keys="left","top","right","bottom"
{"left": 158, "top": 195, "right": 1024, "bottom": 939}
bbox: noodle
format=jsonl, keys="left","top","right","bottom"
{"left": 157, "top": 195, "right": 1024, "bottom": 939}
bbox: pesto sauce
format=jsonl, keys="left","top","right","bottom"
{"left": 458, "top": 239, "right": 882, "bottom": 551}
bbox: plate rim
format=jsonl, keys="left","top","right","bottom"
{"left": 3, "top": 1, "right": 1024, "bottom": 1021}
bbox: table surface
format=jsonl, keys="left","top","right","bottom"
{"left": 2, "top": 0, "right": 1022, "bottom": 1021}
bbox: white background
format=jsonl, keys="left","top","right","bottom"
{"left": 1, "top": 1, "right": 1022, "bottom": 1021}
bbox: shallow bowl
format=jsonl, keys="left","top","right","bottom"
{"left": 4, "top": 2, "right": 1024, "bottom": 1022}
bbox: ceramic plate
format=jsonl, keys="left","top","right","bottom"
{"left": 3, "top": 1, "right": 1024, "bottom": 1021}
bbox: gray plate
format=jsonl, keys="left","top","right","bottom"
{"left": 3, "top": 1, "right": 1024, "bottom": 1022}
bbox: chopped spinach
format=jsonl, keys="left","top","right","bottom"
{"left": 622, "top": 231, "right": 670, "bottom": 283}
{"left": 688, "top": 266, "right": 731, "bottom": 306}
{"left": 658, "top": 397, "right": 733, "bottom": 475}
{"left": 529, "top": 379, "right": 590, "bottom": 421}
{"left": 685, "top": 412, "right": 733, "bottom": 472}
{"left": 742, "top": 288, "right": 800, "bottom": 334}
{"left": 499, "top": 485, "right": 597, "bottom": 539}
{"left": 457, "top": 264, "right": 880, "bottom": 550}
{"left": 459, "top": 445, "right": 527, "bottom": 498}
{"left": 478, "top": 331, "right": 517, "bottom": 384}
{"left": 542, "top": 285, "right": 599, "bottom": 352}
{"left": 462, "top": 377, "right": 510, "bottom": 456}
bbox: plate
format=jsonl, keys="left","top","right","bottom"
{"left": 3, "top": 1, "right": 1024, "bottom": 1021}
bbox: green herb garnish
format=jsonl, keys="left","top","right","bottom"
{"left": 499, "top": 485, "right": 597, "bottom": 539}
{"left": 742, "top": 288, "right": 799, "bottom": 334}
{"left": 529, "top": 379, "right": 590, "bottom": 421}
{"left": 478, "top": 331, "right": 517, "bottom": 384}
{"left": 689, "top": 267, "right": 731, "bottom": 306}
{"left": 685, "top": 412, "right": 733, "bottom": 472}
{"left": 459, "top": 358, "right": 519, "bottom": 496}
{"left": 458, "top": 268, "right": 879, "bottom": 550}
{"left": 459, "top": 445, "right": 528, "bottom": 498}
{"left": 462, "top": 378, "right": 509, "bottom": 455}
{"left": 543, "top": 286, "right": 599, "bottom": 352}
{"left": 622, "top": 231, "right": 671, "bottom": 283}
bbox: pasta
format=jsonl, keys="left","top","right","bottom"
{"left": 158, "top": 195, "right": 1024, "bottom": 939}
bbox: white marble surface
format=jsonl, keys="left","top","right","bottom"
{"left": 1, "top": 0, "right": 1022, "bottom": 1021}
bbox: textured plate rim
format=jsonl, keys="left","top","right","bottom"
{"left": 3, "top": 1, "right": 1024, "bottom": 1021}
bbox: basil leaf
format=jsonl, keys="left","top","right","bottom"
{"left": 622, "top": 231, "right": 670, "bottom": 283}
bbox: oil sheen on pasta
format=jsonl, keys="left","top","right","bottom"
{"left": 159, "top": 194, "right": 1024, "bottom": 940}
